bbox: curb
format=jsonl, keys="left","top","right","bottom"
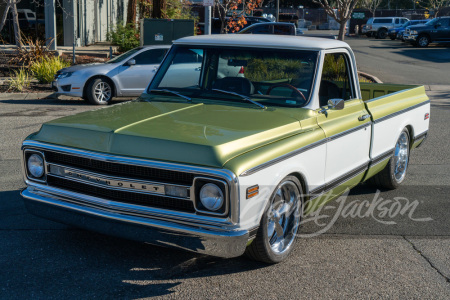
{"left": 358, "top": 71, "right": 383, "bottom": 83}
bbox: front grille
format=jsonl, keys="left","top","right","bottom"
{"left": 47, "top": 176, "right": 195, "bottom": 213}
{"left": 44, "top": 150, "right": 195, "bottom": 185}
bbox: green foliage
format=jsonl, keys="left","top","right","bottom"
{"left": 163, "top": 0, "right": 195, "bottom": 19}
{"left": 8, "top": 68, "right": 31, "bottom": 92}
{"left": 245, "top": 58, "right": 305, "bottom": 82}
{"left": 108, "top": 22, "right": 140, "bottom": 52}
{"left": 31, "top": 56, "right": 71, "bottom": 84}
{"left": 323, "top": 54, "right": 346, "bottom": 81}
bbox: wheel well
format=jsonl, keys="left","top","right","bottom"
{"left": 405, "top": 125, "right": 414, "bottom": 149}
{"left": 418, "top": 33, "right": 431, "bottom": 40}
{"left": 83, "top": 75, "right": 116, "bottom": 99}
{"left": 287, "top": 172, "right": 308, "bottom": 199}
{"left": 378, "top": 27, "right": 388, "bottom": 32}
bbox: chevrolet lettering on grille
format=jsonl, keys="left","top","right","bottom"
{"left": 48, "top": 164, "right": 166, "bottom": 194}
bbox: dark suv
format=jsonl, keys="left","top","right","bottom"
{"left": 404, "top": 17, "right": 450, "bottom": 47}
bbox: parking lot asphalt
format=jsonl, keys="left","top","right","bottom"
{"left": 1, "top": 48, "right": 449, "bottom": 298}
{"left": 345, "top": 36, "right": 450, "bottom": 85}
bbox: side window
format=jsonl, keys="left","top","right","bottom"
{"left": 401, "top": 19, "right": 408, "bottom": 24}
{"left": 274, "top": 25, "right": 292, "bottom": 35}
{"left": 251, "top": 24, "right": 271, "bottom": 34}
{"left": 319, "top": 53, "right": 354, "bottom": 107}
{"left": 395, "top": 19, "right": 400, "bottom": 24}
{"left": 133, "top": 49, "right": 167, "bottom": 65}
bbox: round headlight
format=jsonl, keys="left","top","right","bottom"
{"left": 27, "top": 154, "right": 44, "bottom": 178}
{"left": 199, "top": 183, "right": 224, "bottom": 211}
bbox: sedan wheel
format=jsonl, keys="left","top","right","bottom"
{"left": 245, "top": 176, "right": 303, "bottom": 263}
{"left": 86, "top": 78, "right": 113, "bottom": 105}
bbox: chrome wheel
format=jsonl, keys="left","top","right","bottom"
{"left": 266, "top": 181, "right": 301, "bottom": 254}
{"left": 94, "top": 81, "right": 112, "bottom": 103}
{"left": 394, "top": 131, "right": 409, "bottom": 183}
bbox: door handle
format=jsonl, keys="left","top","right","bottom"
{"left": 358, "top": 114, "right": 370, "bottom": 121}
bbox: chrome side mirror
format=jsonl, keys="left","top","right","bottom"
{"left": 328, "top": 98, "right": 345, "bottom": 110}
{"left": 126, "top": 59, "right": 136, "bottom": 66}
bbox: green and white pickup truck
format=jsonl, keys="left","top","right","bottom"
{"left": 21, "top": 35, "right": 430, "bottom": 263}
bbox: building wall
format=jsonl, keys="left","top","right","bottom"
{"left": 63, "top": 0, "right": 128, "bottom": 46}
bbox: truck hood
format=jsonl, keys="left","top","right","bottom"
{"left": 31, "top": 100, "right": 305, "bottom": 168}
{"left": 408, "top": 24, "right": 428, "bottom": 30}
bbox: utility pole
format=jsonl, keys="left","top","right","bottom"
{"left": 276, "top": 0, "right": 279, "bottom": 22}
{"left": 44, "top": 0, "right": 57, "bottom": 50}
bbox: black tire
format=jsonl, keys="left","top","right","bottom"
{"left": 417, "top": 34, "right": 430, "bottom": 47}
{"left": 245, "top": 176, "right": 303, "bottom": 264}
{"left": 86, "top": 78, "right": 113, "bottom": 105}
{"left": 377, "top": 28, "right": 388, "bottom": 39}
{"left": 367, "top": 129, "right": 410, "bottom": 190}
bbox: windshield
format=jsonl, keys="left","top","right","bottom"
{"left": 107, "top": 47, "right": 142, "bottom": 64}
{"left": 147, "top": 45, "right": 318, "bottom": 108}
{"left": 402, "top": 21, "right": 411, "bottom": 28}
{"left": 425, "top": 18, "right": 437, "bottom": 25}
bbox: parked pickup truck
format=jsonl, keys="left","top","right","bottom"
{"left": 404, "top": 17, "right": 450, "bottom": 47}
{"left": 21, "top": 35, "right": 430, "bottom": 263}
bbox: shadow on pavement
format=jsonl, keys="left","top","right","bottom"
{"left": 0, "top": 189, "right": 266, "bottom": 298}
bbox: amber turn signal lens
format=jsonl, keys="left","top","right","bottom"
{"left": 246, "top": 185, "right": 259, "bottom": 199}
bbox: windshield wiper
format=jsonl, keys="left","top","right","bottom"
{"left": 149, "top": 89, "right": 191, "bottom": 102}
{"left": 211, "top": 89, "right": 266, "bottom": 109}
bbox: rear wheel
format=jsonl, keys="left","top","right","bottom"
{"left": 377, "top": 28, "right": 388, "bottom": 39}
{"left": 86, "top": 78, "right": 113, "bottom": 105}
{"left": 245, "top": 176, "right": 303, "bottom": 263}
{"left": 367, "top": 129, "right": 410, "bottom": 189}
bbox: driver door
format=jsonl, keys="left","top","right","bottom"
{"left": 114, "top": 48, "right": 167, "bottom": 96}
{"left": 315, "top": 51, "right": 371, "bottom": 197}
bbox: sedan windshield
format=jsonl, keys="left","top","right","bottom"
{"left": 107, "top": 47, "right": 142, "bottom": 64}
{"left": 147, "top": 45, "right": 318, "bottom": 108}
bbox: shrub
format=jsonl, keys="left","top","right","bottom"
{"left": 108, "top": 22, "right": 140, "bottom": 52}
{"left": 7, "top": 68, "right": 31, "bottom": 92}
{"left": 31, "top": 56, "right": 71, "bottom": 84}
{"left": 9, "top": 37, "right": 54, "bottom": 67}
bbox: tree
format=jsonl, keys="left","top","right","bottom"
{"left": 360, "top": 0, "right": 383, "bottom": 17}
{"left": 215, "top": 0, "right": 263, "bottom": 34}
{"left": 313, "top": 0, "right": 359, "bottom": 40}
{"left": 428, "top": 0, "right": 449, "bottom": 17}
{"left": 0, "top": 0, "right": 22, "bottom": 47}
{"left": 127, "top": 0, "right": 138, "bottom": 24}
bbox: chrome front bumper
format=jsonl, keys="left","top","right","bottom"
{"left": 21, "top": 187, "right": 250, "bottom": 258}
{"left": 405, "top": 34, "right": 418, "bottom": 42}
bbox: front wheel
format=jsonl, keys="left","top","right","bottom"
{"left": 417, "top": 35, "right": 430, "bottom": 47}
{"left": 245, "top": 176, "right": 303, "bottom": 263}
{"left": 377, "top": 28, "right": 388, "bottom": 39}
{"left": 367, "top": 129, "right": 410, "bottom": 189}
{"left": 86, "top": 78, "right": 113, "bottom": 105}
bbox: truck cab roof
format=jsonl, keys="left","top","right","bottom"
{"left": 174, "top": 34, "right": 350, "bottom": 51}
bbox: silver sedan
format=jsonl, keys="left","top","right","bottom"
{"left": 52, "top": 45, "right": 170, "bottom": 105}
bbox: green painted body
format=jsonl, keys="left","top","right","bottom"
{"left": 28, "top": 83, "right": 428, "bottom": 199}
